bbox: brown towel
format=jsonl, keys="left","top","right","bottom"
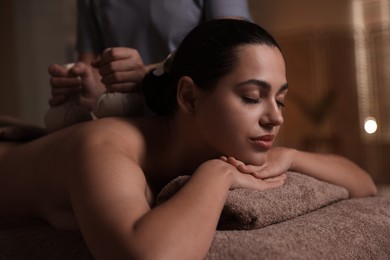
{"left": 157, "top": 172, "right": 349, "bottom": 230}
{"left": 1, "top": 175, "right": 388, "bottom": 259}
{"left": 207, "top": 196, "right": 390, "bottom": 259}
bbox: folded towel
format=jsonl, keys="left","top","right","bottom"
{"left": 157, "top": 172, "right": 349, "bottom": 230}
{"left": 207, "top": 196, "right": 390, "bottom": 259}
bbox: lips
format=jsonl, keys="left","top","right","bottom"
{"left": 250, "top": 135, "right": 274, "bottom": 149}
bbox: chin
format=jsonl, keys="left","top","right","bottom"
{"left": 234, "top": 152, "right": 267, "bottom": 166}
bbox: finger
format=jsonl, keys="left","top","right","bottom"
{"left": 48, "top": 64, "right": 69, "bottom": 77}
{"left": 91, "top": 59, "right": 100, "bottom": 68}
{"left": 69, "top": 62, "right": 90, "bottom": 78}
{"left": 251, "top": 166, "right": 279, "bottom": 179}
{"left": 98, "top": 58, "right": 142, "bottom": 76}
{"left": 226, "top": 157, "right": 245, "bottom": 168}
{"left": 99, "top": 48, "right": 136, "bottom": 66}
{"left": 236, "top": 164, "right": 262, "bottom": 174}
{"left": 259, "top": 178, "right": 285, "bottom": 190}
{"left": 48, "top": 95, "right": 67, "bottom": 107}
{"left": 101, "top": 70, "right": 144, "bottom": 85}
{"left": 50, "top": 77, "right": 82, "bottom": 89}
{"left": 105, "top": 82, "right": 139, "bottom": 93}
{"left": 226, "top": 157, "right": 259, "bottom": 174}
{"left": 219, "top": 156, "right": 228, "bottom": 161}
{"left": 262, "top": 173, "right": 287, "bottom": 182}
{"left": 51, "top": 86, "right": 81, "bottom": 97}
{"left": 239, "top": 174, "right": 285, "bottom": 191}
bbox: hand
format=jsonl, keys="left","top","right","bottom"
{"left": 199, "top": 159, "right": 286, "bottom": 192}
{"left": 221, "top": 147, "right": 295, "bottom": 180}
{"left": 48, "top": 63, "right": 82, "bottom": 106}
{"left": 48, "top": 62, "right": 105, "bottom": 110}
{"left": 92, "top": 47, "right": 147, "bottom": 93}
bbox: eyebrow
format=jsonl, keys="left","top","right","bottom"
{"left": 236, "top": 79, "right": 288, "bottom": 93}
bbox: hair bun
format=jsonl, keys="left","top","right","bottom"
{"left": 142, "top": 52, "right": 176, "bottom": 116}
{"left": 142, "top": 68, "right": 174, "bottom": 116}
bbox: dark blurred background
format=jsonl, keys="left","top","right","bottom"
{"left": 0, "top": 0, "right": 389, "bottom": 183}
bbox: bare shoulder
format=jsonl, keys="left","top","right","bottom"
{"left": 64, "top": 117, "right": 151, "bottom": 195}
{"left": 60, "top": 118, "right": 156, "bottom": 255}
{"left": 73, "top": 117, "right": 146, "bottom": 149}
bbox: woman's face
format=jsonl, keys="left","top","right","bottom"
{"left": 194, "top": 44, "right": 288, "bottom": 165}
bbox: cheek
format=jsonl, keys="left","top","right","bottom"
{"left": 198, "top": 97, "right": 248, "bottom": 135}
{"left": 197, "top": 105, "right": 238, "bottom": 139}
{"left": 196, "top": 98, "right": 257, "bottom": 154}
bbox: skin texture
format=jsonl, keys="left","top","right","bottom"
{"left": 0, "top": 44, "right": 376, "bottom": 259}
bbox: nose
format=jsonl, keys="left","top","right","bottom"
{"left": 259, "top": 101, "right": 284, "bottom": 128}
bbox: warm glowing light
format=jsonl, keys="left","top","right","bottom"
{"left": 364, "top": 117, "right": 378, "bottom": 134}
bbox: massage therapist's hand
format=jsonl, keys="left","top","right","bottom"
{"left": 222, "top": 147, "right": 294, "bottom": 180}
{"left": 48, "top": 62, "right": 105, "bottom": 110}
{"left": 92, "top": 47, "right": 148, "bottom": 93}
{"left": 202, "top": 159, "right": 286, "bottom": 191}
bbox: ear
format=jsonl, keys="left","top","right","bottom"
{"left": 176, "top": 76, "right": 198, "bottom": 115}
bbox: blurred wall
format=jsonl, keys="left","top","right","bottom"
{"left": 0, "top": 1, "right": 19, "bottom": 118}
{"left": 249, "top": 0, "right": 390, "bottom": 183}
{"left": 0, "top": 0, "right": 76, "bottom": 126}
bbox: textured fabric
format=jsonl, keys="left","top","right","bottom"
{"left": 0, "top": 176, "right": 389, "bottom": 259}
{"left": 44, "top": 99, "right": 93, "bottom": 132}
{"left": 0, "top": 218, "right": 92, "bottom": 260}
{"left": 76, "top": 0, "right": 252, "bottom": 64}
{"left": 157, "top": 172, "right": 349, "bottom": 230}
{"left": 207, "top": 197, "right": 390, "bottom": 260}
{"left": 92, "top": 92, "right": 145, "bottom": 117}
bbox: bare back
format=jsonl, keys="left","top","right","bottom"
{"left": 0, "top": 117, "right": 169, "bottom": 230}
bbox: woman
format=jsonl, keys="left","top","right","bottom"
{"left": 0, "top": 19, "right": 376, "bottom": 259}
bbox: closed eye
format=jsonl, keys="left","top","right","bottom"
{"left": 277, "top": 101, "right": 285, "bottom": 108}
{"left": 242, "top": 97, "right": 260, "bottom": 104}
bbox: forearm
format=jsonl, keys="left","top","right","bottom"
{"left": 290, "top": 149, "right": 377, "bottom": 198}
{"left": 130, "top": 162, "right": 232, "bottom": 259}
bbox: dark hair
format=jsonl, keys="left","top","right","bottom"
{"left": 142, "top": 19, "right": 281, "bottom": 116}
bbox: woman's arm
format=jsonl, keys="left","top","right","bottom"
{"left": 231, "top": 147, "right": 377, "bottom": 198}
{"left": 289, "top": 149, "right": 377, "bottom": 198}
{"left": 65, "top": 128, "right": 285, "bottom": 259}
